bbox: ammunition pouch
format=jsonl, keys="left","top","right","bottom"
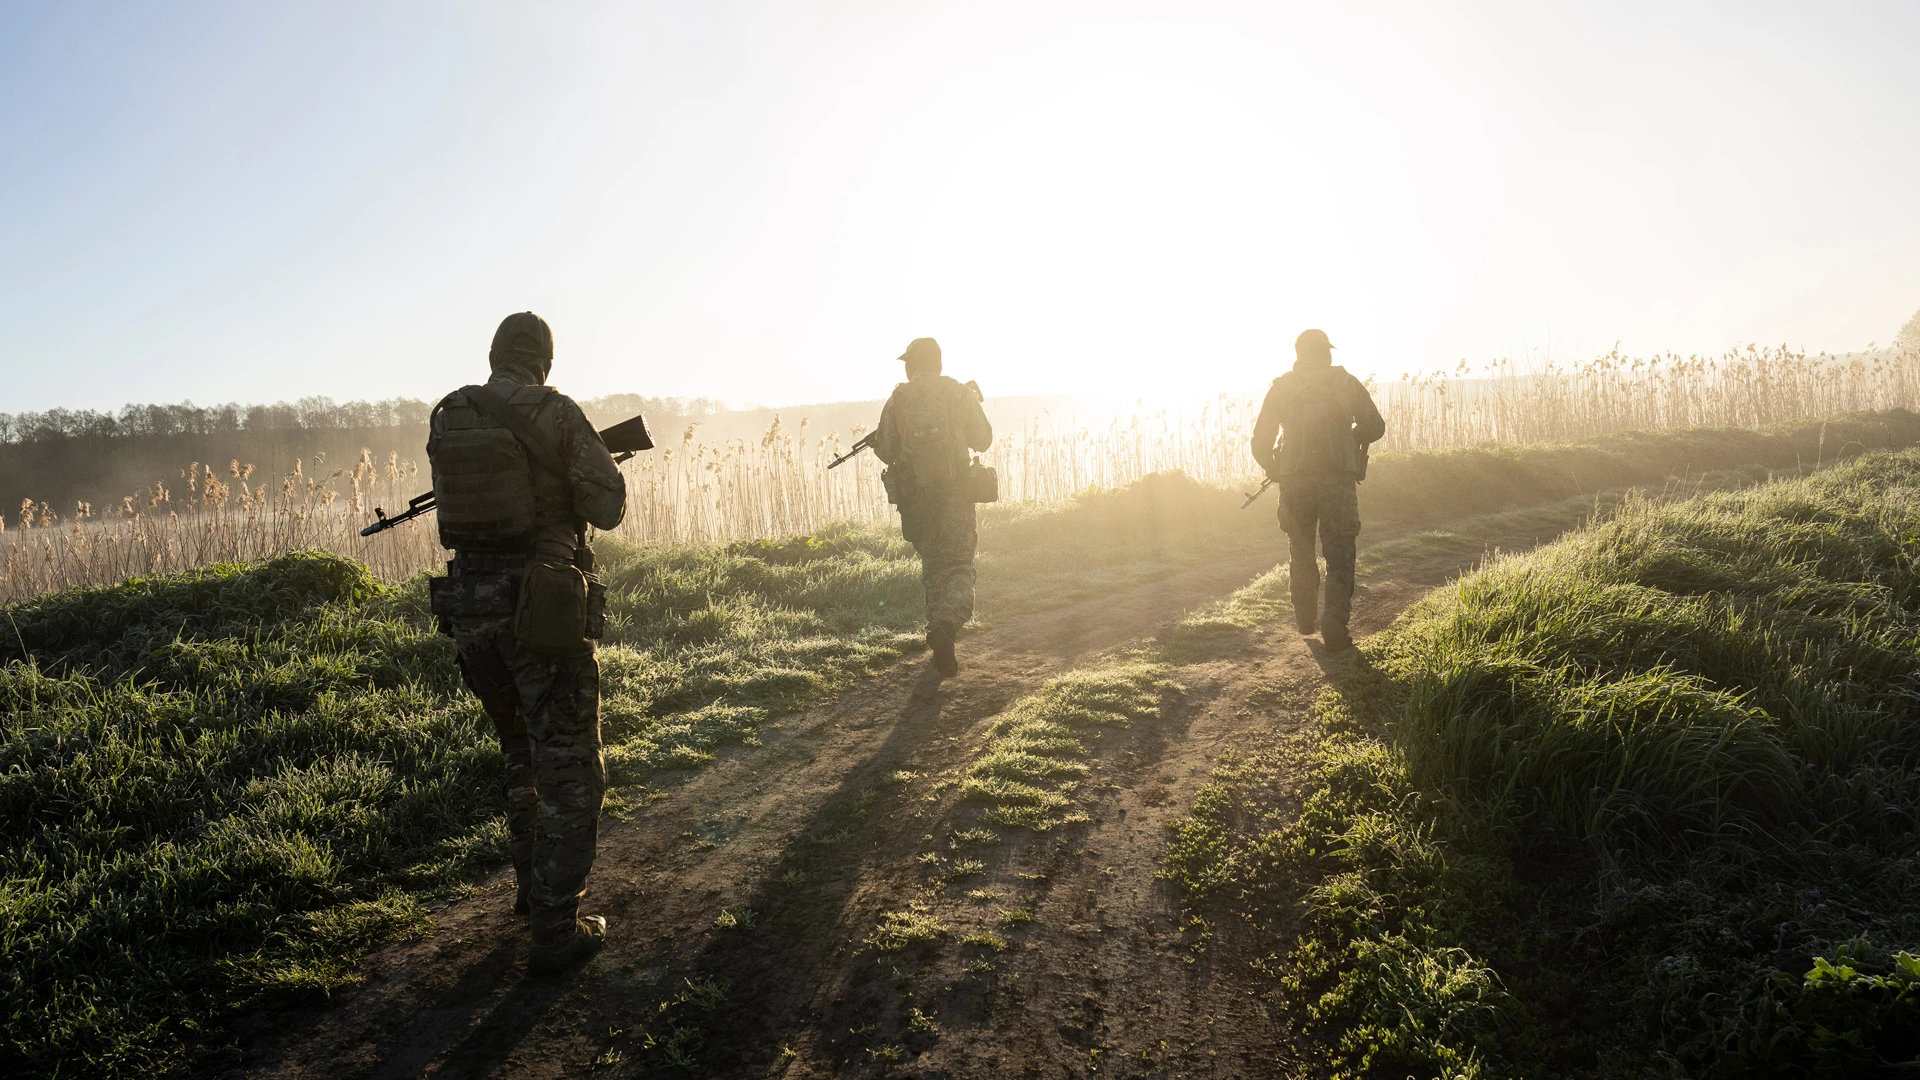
{"left": 515, "top": 560, "right": 597, "bottom": 657}
{"left": 1355, "top": 442, "right": 1371, "bottom": 482}
{"left": 965, "top": 459, "right": 999, "bottom": 503}
{"left": 585, "top": 575, "right": 608, "bottom": 640}
{"left": 880, "top": 466, "right": 900, "bottom": 506}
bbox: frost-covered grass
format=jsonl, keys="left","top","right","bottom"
{"left": 1166, "top": 450, "right": 1920, "bottom": 1077}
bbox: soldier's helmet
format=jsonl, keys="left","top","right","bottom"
{"left": 491, "top": 312, "right": 555, "bottom": 382}
{"left": 898, "top": 337, "right": 942, "bottom": 373}
{"left": 1294, "top": 328, "right": 1335, "bottom": 367}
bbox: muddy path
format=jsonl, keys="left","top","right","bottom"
{"left": 220, "top": 516, "right": 1553, "bottom": 1080}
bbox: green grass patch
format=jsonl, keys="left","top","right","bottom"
{"left": 866, "top": 905, "right": 949, "bottom": 952}
{"left": 0, "top": 527, "right": 931, "bottom": 1077}
{"left": 958, "top": 663, "right": 1180, "bottom": 832}
{"left": 1168, "top": 449, "right": 1920, "bottom": 1077}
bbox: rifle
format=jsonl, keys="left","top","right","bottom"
{"left": 827, "top": 431, "right": 876, "bottom": 470}
{"left": 1241, "top": 476, "right": 1275, "bottom": 509}
{"left": 361, "top": 413, "right": 656, "bottom": 537}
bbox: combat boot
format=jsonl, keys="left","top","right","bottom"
{"left": 1322, "top": 626, "right": 1354, "bottom": 653}
{"left": 529, "top": 915, "right": 607, "bottom": 977}
{"left": 928, "top": 622, "right": 959, "bottom": 678}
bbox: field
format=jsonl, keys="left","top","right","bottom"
{"left": 5, "top": 343, "right": 1912, "bottom": 601}
{"left": 8, "top": 408, "right": 1920, "bottom": 1077}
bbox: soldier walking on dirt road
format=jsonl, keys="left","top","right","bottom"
{"left": 872, "top": 337, "right": 995, "bottom": 678}
{"left": 426, "top": 311, "right": 627, "bottom": 976}
{"left": 1250, "top": 328, "right": 1386, "bottom": 652}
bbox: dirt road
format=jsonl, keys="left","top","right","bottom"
{"left": 220, "top": 519, "right": 1544, "bottom": 1079}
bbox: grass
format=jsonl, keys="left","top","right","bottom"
{"left": 1165, "top": 449, "right": 1920, "bottom": 1077}
{"left": 1378, "top": 345, "right": 1920, "bottom": 452}
{"left": 866, "top": 906, "right": 949, "bottom": 952}
{"left": 0, "top": 528, "right": 926, "bottom": 1077}
{"left": 10, "top": 412, "right": 1919, "bottom": 1076}
{"left": 958, "top": 663, "right": 1180, "bottom": 831}
{"left": 0, "top": 471, "right": 1245, "bottom": 1077}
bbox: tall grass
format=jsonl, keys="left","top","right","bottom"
{"left": 0, "top": 403, "right": 1266, "bottom": 599}
{"left": 7, "top": 343, "right": 1919, "bottom": 601}
{"left": 0, "top": 450, "right": 437, "bottom": 602}
{"left": 1378, "top": 343, "right": 1920, "bottom": 451}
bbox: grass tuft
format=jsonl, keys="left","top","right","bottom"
{"left": 866, "top": 906, "right": 949, "bottom": 952}
{"left": 958, "top": 663, "right": 1179, "bottom": 831}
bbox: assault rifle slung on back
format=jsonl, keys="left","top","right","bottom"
{"left": 361, "top": 414, "right": 655, "bottom": 537}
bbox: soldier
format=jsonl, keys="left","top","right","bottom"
{"left": 872, "top": 337, "right": 994, "bottom": 677}
{"left": 1249, "top": 328, "right": 1386, "bottom": 652}
{"left": 426, "top": 311, "right": 627, "bottom": 976}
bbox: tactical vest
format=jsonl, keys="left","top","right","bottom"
{"left": 891, "top": 378, "right": 969, "bottom": 492}
{"left": 1279, "top": 369, "right": 1360, "bottom": 479}
{"left": 429, "top": 384, "right": 575, "bottom": 551}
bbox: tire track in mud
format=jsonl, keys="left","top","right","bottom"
{"left": 223, "top": 515, "right": 1560, "bottom": 1080}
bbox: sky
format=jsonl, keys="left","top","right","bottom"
{"left": 2, "top": 0, "right": 1918, "bottom": 413}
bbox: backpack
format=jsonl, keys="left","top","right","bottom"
{"left": 428, "top": 384, "right": 564, "bottom": 550}
{"left": 1282, "top": 370, "right": 1359, "bottom": 478}
{"left": 892, "top": 379, "right": 968, "bottom": 492}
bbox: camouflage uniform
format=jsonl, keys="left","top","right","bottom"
{"left": 427, "top": 313, "right": 626, "bottom": 956}
{"left": 1250, "top": 346, "right": 1385, "bottom": 646}
{"left": 900, "top": 490, "right": 980, "bottom": 630}
{"left": 872, "top": 356, "right": 993, "bottom": 646}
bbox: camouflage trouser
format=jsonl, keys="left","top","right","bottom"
{"left": 450, "top": 617, "right": 606, "bottom": 947}
{"left": 900, "top": 491, "right": 978, "bottom": 632}
{"left": 1278, "top": 477, "right": 1361, "bottom": 636}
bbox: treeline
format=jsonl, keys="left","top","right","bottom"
{"left": 0, "top": 393, "right": 727, "bottom": 446}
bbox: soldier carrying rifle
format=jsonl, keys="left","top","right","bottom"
{"left": 843, "top": 337, "right": 995, "bottom": 677}
{"left": 422, "top": 312, "right": 630, "bottom": 976}
{"left": 1250, "top": 329, "right": 1385, "bottom": 652}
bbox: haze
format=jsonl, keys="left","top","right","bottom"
{"left": 3, "top": 0, "right": 1917, "bottom": 414}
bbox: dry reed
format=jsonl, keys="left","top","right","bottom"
{"left": 6, "top": 343, "right": 1916, "bottom": 600}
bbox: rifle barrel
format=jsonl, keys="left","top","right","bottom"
{"left": 1241, "top": 477, "right": 1275, "bottom": 509}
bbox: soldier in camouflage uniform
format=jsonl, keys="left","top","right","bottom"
{"left": 427, "top": 312, "right": 627, "bottom": 976}
{"left": 1250, "top": 329, "right": 1385, "bottom": 652}
{"left": 872, "top": 337, "right": 994, "bottom": 678}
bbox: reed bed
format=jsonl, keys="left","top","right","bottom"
{"left": 613, "top": 399, "right": 1261, "bottom": 545}
{"left": 0, "top": 451, "right": 437, "bottom": 603}
{"left": 5, "top": 343, "right": 1916, "bottom": 600}
{"left": 1376, "top": 343, "right": 1919, "bottom": 451}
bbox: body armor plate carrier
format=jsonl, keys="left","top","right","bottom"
{"left": 429, "top": 384, "right": 575, "bottom": 550}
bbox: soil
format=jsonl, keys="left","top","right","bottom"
{"left": 216, "top": 520, "right": 1540, "bottom": 1080}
